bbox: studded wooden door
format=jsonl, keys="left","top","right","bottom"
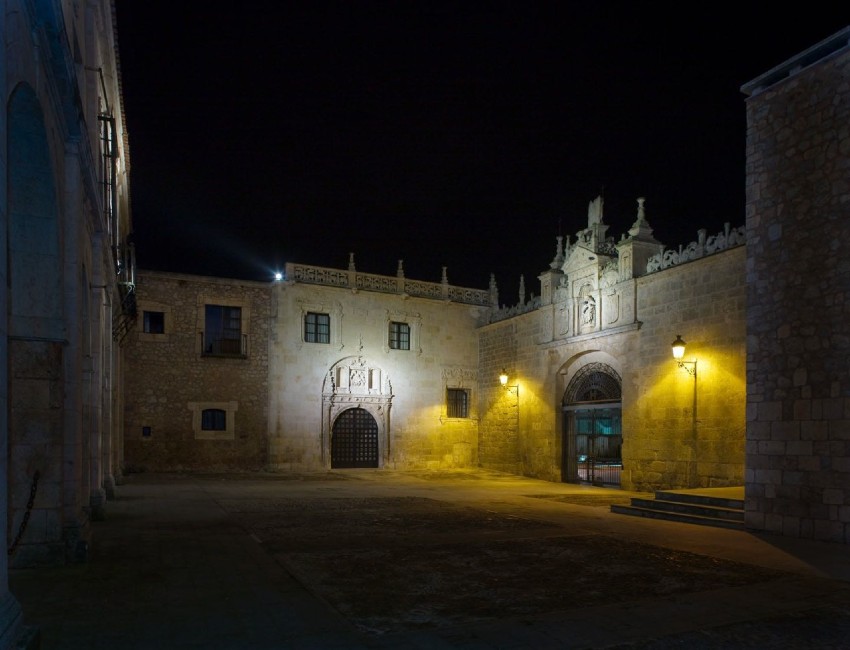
{"left": 331, "top": 407, "right": 379, "bottom": 468}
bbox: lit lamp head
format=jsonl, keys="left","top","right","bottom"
{"left": 499, "top": 369, "right": 509, "bottom": 387}
{"left": 671, "top": 335, "right": 696, "bottom": 377}
{"left": 671, "top": 335, "right": 686, "bottom": 360}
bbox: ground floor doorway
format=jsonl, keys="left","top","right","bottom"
{"left": 562, "top": 363, "right": 623, "bottom": 486}
{"left": 331, "top": 407, "right": 379, "bottom": 468}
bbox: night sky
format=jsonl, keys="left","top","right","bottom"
{"left": 114, "top": 3, "right": 848, "bottom": 302}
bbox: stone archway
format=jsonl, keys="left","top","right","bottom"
{"left": 321, "top": 357, "right": 392, "bottom": 468}
{"left": 7, "top": 83, "right": 66, "bottom": 566}
{"left": 331, "top": 408, "right": 379, "bottom": 468}
{"left": 562, "top": 362, "right": 622, "bottom": 485}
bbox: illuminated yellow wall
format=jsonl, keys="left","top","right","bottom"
{"left": 478, "top": 246, "right": 746, "bottom": 491}
{"left": 627, "top": 246, "right": 747, "bottom": 490}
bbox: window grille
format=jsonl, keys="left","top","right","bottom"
{"left": 446, "top": 388, "right": 469, "bottom": 418}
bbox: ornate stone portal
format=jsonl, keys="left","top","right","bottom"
{"left": 321, "top": 356, "right": 393, "bottom": 467}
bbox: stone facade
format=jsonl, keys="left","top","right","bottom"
{"left": 2, "top": 0, "right": 132, "bottom": 645}
{"left": 742, "top": 27, "right": 850, "bottom": 544}
{"left": 123, "top": 272, "right": 271, "bottom": 471}
{"left": 479, "top": 199, "right": 747, "bottom": 491}
{"left": 268, "top": 261, "right": 489, "bottom": 470}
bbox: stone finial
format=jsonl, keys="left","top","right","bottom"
{"left": 441, "top": 266, "right": 448, "bottom": 285}
{"left": 627, "top": 196, "right": 659, "bottom": 242}
{"left": 397, "top": 260, "right": 404, "bottom": 278}
{"left": 588, "top": 195, "right": 604, "bottom": 226}
{"left": 550, "top": 235, "right": 565, "bottom": 270}
{"left": 489, "top": 273, "right": 499, "bottom": 307}
{"left": 348, "top": 252, "right": 356, "bottom": 271}
{"left": 519, "top": 274, "right": 526, "bottom": 306}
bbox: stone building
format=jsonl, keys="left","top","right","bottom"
{"left": 123, "top": 15, "right": 850, "bottom": 544}
{"left": 3, "top": 17, "right": 848, "bottom": 650}
{"left": 2, "top": 0, "right": 133, "bottom": 645}
{"left": 123, "top": 200, "right": 747, "bottom": 496}
{"left": 125, "top": 260, "right": 492, "bottom": 472}
{"left": 742, "top": 26, "right": 850, "bottom": 543}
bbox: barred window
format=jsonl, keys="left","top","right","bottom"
{"left": 304, "top": 312, "right": 330, "bottom": 343}
{"left": 389, "top": 321, "right": 410, "bottom": 350}
{"left": 446, "top": 388, "right": 469, "bottom": 418}
{"left": 201, "top": 408, "right": 227, "bottom": 431}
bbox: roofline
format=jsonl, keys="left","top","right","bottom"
{"left": 741, "top": 25, "right": 850, "bottom": 97}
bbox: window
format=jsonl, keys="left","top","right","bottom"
{"left": 189, "top": 400, "right": 238, "bottom": 440}
{"left": 304, "top": 312, "right": 330, "bottom": 344}
{"left": 446, "top": 388, "right": 469, "bottom": 418}
{"left": 143, "top": 310, "right": 165, "bottom": 334}
{"left": 204, "top": 304, "right": 243, "bottom": 355}
{"left": 389, "top": 321, "right": 410, "bottom": 350}
{"left": 201, "top": 408, "right": 227, "bottom": 431}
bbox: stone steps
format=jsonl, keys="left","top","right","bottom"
{"left": 611, "top": 489, "right": 745, "bottom": 530}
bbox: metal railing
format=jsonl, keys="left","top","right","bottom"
{"left": 201, "top": 333, "right": 248, "bottom": 357}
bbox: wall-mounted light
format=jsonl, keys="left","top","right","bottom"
{"left": 498, "top": 369, "right": 519, "bottom": 398}
{"left": 273, "top": 272, "right": 283, "bottom": 281}
{"left": 671, "top": 334, "right": 696, "bottom": 377}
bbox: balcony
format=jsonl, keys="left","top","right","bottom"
{"left": 201, "top": 333, "right": 248, "bottom": 358}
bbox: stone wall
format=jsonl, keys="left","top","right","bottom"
{"left": 743, "top": 31, "right": 850, "bottom": 543}
{"left": 478, "top": 245, "right": 746, "bottom": 490}
{"left": 4, "top": 0, "right": 131, "bottom": 576}
{"left": 123, "top": 272, "right": 271, "bottom": 471}
{"left": 268, "top": 277, "right": 487, "bottom": 470}
{"left": 629, "top": 246, "right": 747, "bottom": 491}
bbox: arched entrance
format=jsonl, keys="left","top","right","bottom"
{"left": 321, "top": 356, "right": 392, "bottom": 468}
{"left": 562, "top": 363, "right": 622, "bottom": 486}
{"left": 331, "top": 408, "right": 379, "bottom": 468}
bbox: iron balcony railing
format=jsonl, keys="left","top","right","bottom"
{"left": 200, "top": 333, "right": 248, "bottom": 357}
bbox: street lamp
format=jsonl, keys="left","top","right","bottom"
{"left": 671, "top": 335, "right": 696, "bottom": 377}
{"left": 498, "top": 368, "right": 518, "bottom": 396}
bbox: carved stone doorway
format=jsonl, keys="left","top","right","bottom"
{"left": 322, "top": 357, "right": 392, "bottom": 468}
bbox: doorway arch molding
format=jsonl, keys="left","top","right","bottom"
{"left": 321, "top": 356, "right": 393, "bottom": 468}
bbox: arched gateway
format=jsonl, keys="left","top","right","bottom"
{"left": 322, "top": 357, "right": 392, "bottom": 468}
{"left": 562, "top": 363, "right": 622, "bottom": 486}
{"left": 331, "top": 408, "right": 379, "bottom": 468}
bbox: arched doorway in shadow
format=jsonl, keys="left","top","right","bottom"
{"left": 331, "top": 408, "right": 379, "bottom": 468}
{"left": 562, "top": 363, "right": 622, "bottom": 486}
{"left": 7, "top": 83, "right": 65, "bottom": 564}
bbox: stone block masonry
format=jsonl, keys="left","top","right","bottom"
{"left": 743, "top": 28, "right": 850, "bottom": 543}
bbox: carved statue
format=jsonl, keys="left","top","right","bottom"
{"left": 581, "top": 296, "right": 596, "bottom": 326}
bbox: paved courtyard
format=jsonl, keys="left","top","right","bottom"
{"left": 9, "top": 469, "right": 850, "bottom": 648}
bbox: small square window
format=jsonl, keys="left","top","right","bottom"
{"left": 389, "top": 321, "right": 410, "bottom": 350}
{"left": 201, "top": 408, "right": 227, "bottom": 431}
{"left": 446, "top": 388, "right": 469, "bottom": 418}
{"left": 305, "top": 312, "right": 330, "bottom": 344}
{"left": 143, "top": 310, "right": 165, "bottom": 334}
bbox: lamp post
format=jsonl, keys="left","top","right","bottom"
{"left": 671, "top": 335, "right": 698, "bottom": 487}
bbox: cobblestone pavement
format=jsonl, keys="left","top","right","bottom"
{"left": 9, "top": 470, "right": 850, "bottom": 649}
